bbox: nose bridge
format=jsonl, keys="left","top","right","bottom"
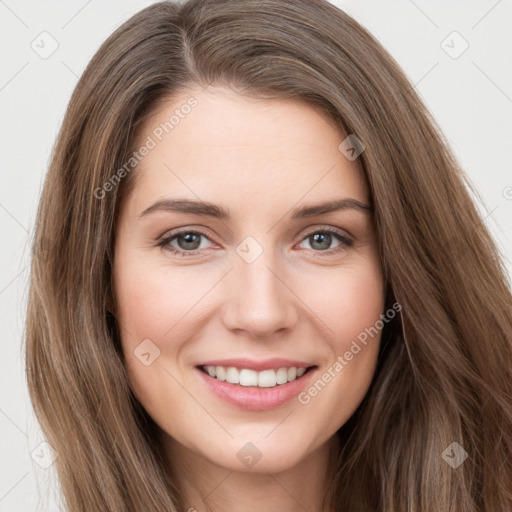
{"left": 222, "top": 236, "right": 297, "bottom": 337}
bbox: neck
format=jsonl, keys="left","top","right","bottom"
{"left": 162, "top": 433, "right": 340, "bottom": 512}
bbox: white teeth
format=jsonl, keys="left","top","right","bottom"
{"left": 202, "top": 365, "right": 309, "bottom": 388}
{"left": 215, "top": 366, "right": 226, "bottom": 381}
{"left": 239, "top": 369, "right": 258, "bottom": 386}
{"left": 276, "top": 367, "right": 288, "bottom": 385}
{"left": 225, "top": 367, "right": 239, "bottom": 384}
{"left": 258, "top": 369, "right": 277, "bottom": 387}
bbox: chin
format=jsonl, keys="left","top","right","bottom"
{"left": 202, "top": 435, "right": 317, "bottom": 474}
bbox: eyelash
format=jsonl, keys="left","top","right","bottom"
{"left": 156, "top": 227, "right": 353, "bottom": 257}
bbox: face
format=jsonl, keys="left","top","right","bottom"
{"left": 113, "top": 85, "right": 384, "bottom": 475}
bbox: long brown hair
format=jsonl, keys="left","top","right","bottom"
{"left": 25, "top": 0, "right": 512, "bottom": 510}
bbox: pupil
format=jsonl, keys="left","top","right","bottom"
{"left": 178, "top": 233, "right": 201, "bottom": 250}
{"left": 311, "top": 233, "right": 331, "bottom": 251}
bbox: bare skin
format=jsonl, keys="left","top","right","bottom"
{"left": 113, "top": 85, "right": 384, "bottom": 512}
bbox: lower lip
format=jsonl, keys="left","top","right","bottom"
{"left": 196, "top": 367, "right": 317, "bottom": 411}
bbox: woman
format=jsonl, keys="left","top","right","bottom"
{"left": 25, "top": 0, "right": 512, "bottom": 511}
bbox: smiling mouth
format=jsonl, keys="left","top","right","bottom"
{"left": 198, "top": 364, "right": 317, "bottom": 388}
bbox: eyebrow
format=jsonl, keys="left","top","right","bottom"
{"left": 138, "top": 197, "right": 372, "bottom": 220}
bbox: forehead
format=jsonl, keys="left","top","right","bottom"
{"left": 125, "top": 86, "right": 369, "bottom": 220}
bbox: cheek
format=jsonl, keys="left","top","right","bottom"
{"left": 329, "top": 263, "right": 384, "bottom": 374}
{"left": 114, "top": 258, "right": 209, "bottom": 341}
{"left": 334, "top": 269, "right": 384, "bottom": 348}
{"left": 113, "top": 259, "right": 220, "bottom": 404}
{"left": 292, "top": 260, "right": 384, "bottom": 427}
{"left": 296, "top": 258, "right": 384, "bottom": 351}
{"left": 113, "top": 259, "right": 202, "bottom": 423}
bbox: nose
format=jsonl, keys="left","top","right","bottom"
{"left": 221, "top": 249, "right": 299, "bottom": 338}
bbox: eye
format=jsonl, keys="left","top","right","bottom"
{"left": 156, "top": 226, "right": 353, "bottom": 257}
{"left": 157, "top": 229, "right": 214, "bottom": 256}
{"left": 297, "top": 227, "right": 353, "bottom": 255}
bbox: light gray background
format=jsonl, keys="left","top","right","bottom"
{"left": 1, "top": 0, "right": 511, "bottom": 510}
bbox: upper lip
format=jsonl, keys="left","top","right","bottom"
{"left": 197, "top": 357, "right": 315, "bottom": 372}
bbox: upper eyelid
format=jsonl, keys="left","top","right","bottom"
{"left": 160, "top": 224, "right": 352, "bottom": 238}
{"left": 301, "top": 225, "right": 353, "bottom": 239}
